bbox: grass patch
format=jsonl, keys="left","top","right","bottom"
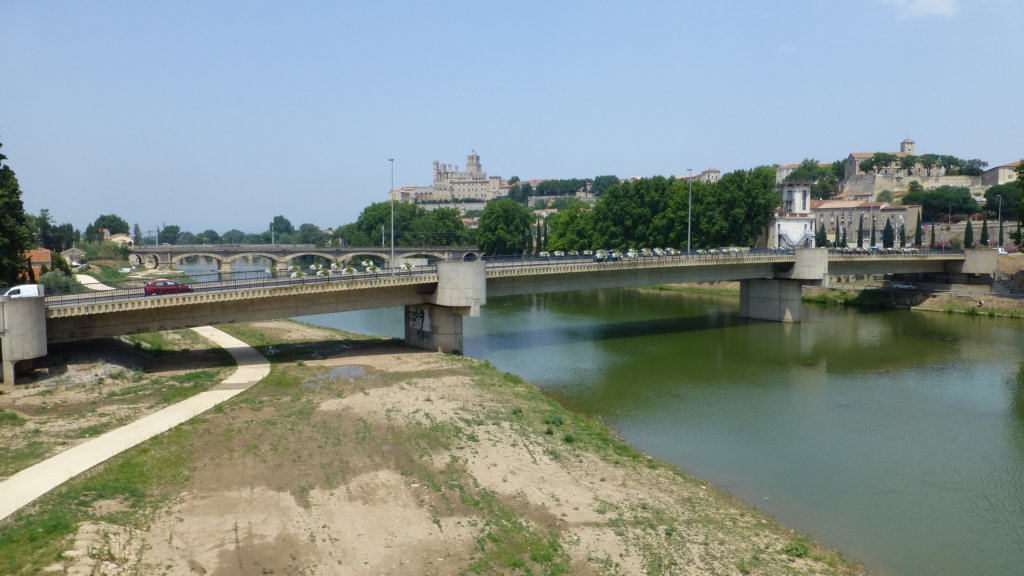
{"left": 0, "top": 426, "right": 194, "bottom": 575}
{"left": 0, "top": 409, "right": 26, "bottom": 426}
{"left": 0, "top": 439, "right": 51, "bottom": 478}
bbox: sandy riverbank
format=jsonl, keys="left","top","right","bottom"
{"left": 0, "top": 320, "right": 863, "bottom": 575}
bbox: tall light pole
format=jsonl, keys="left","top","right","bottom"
{"left": 998, "top": 195, "right": 1004, "bottom": 247}
{"left": 687, "top": 168, "right": 693, "bottom": 256}
{"left": 389, "top": 158, "right": 395, "bottom": 273}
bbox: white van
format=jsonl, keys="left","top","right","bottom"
{"left": 2, "top": 284, "right": 44, "bottom": 298}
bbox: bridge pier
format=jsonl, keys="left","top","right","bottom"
{"left": 0, "top": 294, "right": 48, "bottom": 388}
{"left": 403, "top": 261, "right": 486, "bottom": 354}
{"left": 739, "top": 279, "right": 805, "bottom": 322}
{"left": 404, "top": 304, "right": 465, "bottom": 353}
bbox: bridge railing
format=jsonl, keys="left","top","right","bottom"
{"left": 46, "top": 265, "right": 439, "bottom": 307}
{"left": 826, "top": 248, "right": 964, "bottom": 256}
{"left": 482, "top": 248, "right": 798, "bottom": 270}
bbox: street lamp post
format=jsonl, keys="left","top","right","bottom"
{"left": 389, "top": 158, "right": 395, "bottom": 273}
{"left": 998, "top": 195, "right": 1004, "bottom": 247}
{"left": 687, "top": 168, "right": 693, "bottom": 256}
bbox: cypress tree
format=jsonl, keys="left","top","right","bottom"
{"left": 882, "top": 218, "right": 895, "bottom": 248}
{"left": 980, "top": 216, "right": 989, "bottom": 246}
{"left": 815, "top": 222, "right": 828, "bottom": 248}
{"left": 899, "top": 222, "right": 906, "bottom": 247}
{"left": 964, "top": 220, "right": 974, "bottom": 248}
{"left": 857, "top": 213, "right": 864, "bottom": 248}
{"left": 870, "top": 216, "right": 877, "bottom": 247}
{"left": 0, "top": 141, "right": 34, "bottom": 286}
{"left": 929, "top": 224, "right": 936, "bottom": 248}
{"left": 915, "top": 219, "right": 923, "bottom": 246}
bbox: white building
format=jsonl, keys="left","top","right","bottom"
{"left": 769, "top": 183, "right": 817, "bottom": 248}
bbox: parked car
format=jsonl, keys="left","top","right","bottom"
{"left": 891, "top": 282, "right": 916, "bottom": 290}
{"left": 2, "top": 284, "right": 44, "bottom": 298}
{"left": 144, "top": 279, "right": 193, "bottom": 296}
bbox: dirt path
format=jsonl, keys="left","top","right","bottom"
{"left": 73, "top": 274, "right": 115, "bottom": 291}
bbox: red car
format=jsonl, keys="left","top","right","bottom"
{"left": 144, "top": 279, "right": 193, "bottom": 296}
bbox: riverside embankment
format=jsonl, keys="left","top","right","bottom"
{"left": 0, "top": 320, "right": 863, "bottom": 575}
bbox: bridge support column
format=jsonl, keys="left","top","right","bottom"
{"left": 404, "top": 304, "right": 466, "bottom": 354}
{"left": 739, "top": 279, "right": 804, "bottom": 323}
{"left": 403, "top": 261, "right": 487, "bottom": 354}
{"left": 0, "top": 295, "right": 48, "bottom": 388}
{"left": 218, "top": 259, "right": 232, "bottom": 273}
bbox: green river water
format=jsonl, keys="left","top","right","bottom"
{"left": 295, "top": 287, "right": 1024, "bottom": 575}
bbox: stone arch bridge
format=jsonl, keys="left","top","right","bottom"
{"left": 130, "top": 244, "right": 483, "bottom": 271}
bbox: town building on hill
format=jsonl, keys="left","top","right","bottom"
{"left": 678, "top": 168, "right": 721, "bottom": 183}
{"left": 389, "top": 151, "right": 503, "bottom": 206}
{"left": 838, "top": 138, "right": 991, "bottom": 201}
{"left": 768, "top": 183, "right": 923, "bottom": 248}
{"left": 982, "top": 161, "right": 1020, "bottom": 187}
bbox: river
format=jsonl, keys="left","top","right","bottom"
{"left": 296, "top": 288, "right": 1024, "bottom": 576}
{"left": 179, "top": 260, "right": 1024, "bottom": 574}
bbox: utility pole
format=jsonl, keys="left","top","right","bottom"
{"left": 998, "top": 195, "right": 1004, "bottom": 246}
{"left": 389, "top": 158, "right": 395, "bottom": 273}
{"left": 687, "top": 168, "right": 693, "bottom": 256}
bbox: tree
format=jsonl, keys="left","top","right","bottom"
{"left": 984, "top": 184, "right": 1022, "bottom": 221}
{"left": 158, "top": 225, "right": 181, "bottom": 245}
{"left": 902, "top": 185, "right": 977, "bottom": 222}
{"left": 929, "top": 223, "right": 936, "bottom": 248}
{"left": 980, "top": 216, "right": 990, "bottom": 246}
{"left": 915, "top": 219, "right": 923, "bottom": 246}
{"left": 964, "top": 220, "right": 974, "bottom": 248}
{"left": 295, "top": 223, "right": 325, "bottom": 245}
{"left": 413, "top": 208, "right": 467, "bottom": 246}
{"left": 133, "top": 223, "right": 143, "bottom": 246}
{"left": 882, "top": 218, "right": 895, "bottom": 248}
{"left": 899, "top": 222, "right": 906, "bottom": 248}
{"left": 477, "top": 198, "right": 533, "bottom": 256}
{"left": 546, "top": 201, "right": 594, "bottom": 252}
{"left": 815, "top": 222, "right": 828, "bottom": 247}
{"left": 591, "top": 175, "right": 620, "bottom": 196}
{"left": 92, "top": 214, "right": 129, "bottom": 237}
{"left": 35, "top": 209, "right": 58, "bottom": 249}
{"left": 270, "top": 215, "right": 294, "bottom": 242}
{"left": 197, "top": 229, "right": 220, "bottom": 244}
{"left": 870, "top": 214, "right": 877, "bottom": 247}
{"left": 221, "top": 229, "right": 245, "bottom": 244}
{"left": 857, "top": 213, "right": 864, "bottom": 248}
{"left": 784, "top": 159, "right": 840, "bottom": 199}
{"left": 0, "top": 141, "right": 33, "bottom": 286}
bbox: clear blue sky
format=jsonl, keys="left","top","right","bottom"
{"left": 1, "top": 0, "right": 1020, "bottom": 235}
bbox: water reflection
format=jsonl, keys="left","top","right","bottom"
{"left": 302, "top": 288, "right": 1024, "bottom": 576}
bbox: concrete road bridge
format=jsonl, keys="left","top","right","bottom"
{"left": 1, "top": 249, "right": 997, "bottom": 386}
{"left": 129, "top": 244, "right": 483, "bottom": 271}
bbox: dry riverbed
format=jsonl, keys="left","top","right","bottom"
{"left": 1, "top": 320, "right": 863, "bottom": 575}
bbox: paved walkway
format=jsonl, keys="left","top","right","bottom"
{"left": 0, "top": 326, "right": 270, "bottom": 522}
{"left": 74, "top": 274, "right": 115, "bottom": 291}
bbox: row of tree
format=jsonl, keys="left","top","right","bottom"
{"left": 476, "top": 167, "right": 781, "bottom": 255}
{"left": 505, "top": 175, "right": 620, "bottom": 204}
{"left": 859, "top": 153, "right": 987, "bottom": 176}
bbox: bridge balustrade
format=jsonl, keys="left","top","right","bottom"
{"left": 46, "top": 265, "right": 440, "bottom": 307}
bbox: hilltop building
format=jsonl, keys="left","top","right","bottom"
{"left": 769, "top": 183, "right": 923, "bottom": 248}
{"left": 678, "top": 168, "right": 721, "bottom": 183}
{"left": 389, "top": 151, "right": 503, "bottom": 205}
{"left": 839, "top": 138, "right": 991, "bottom": 201}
